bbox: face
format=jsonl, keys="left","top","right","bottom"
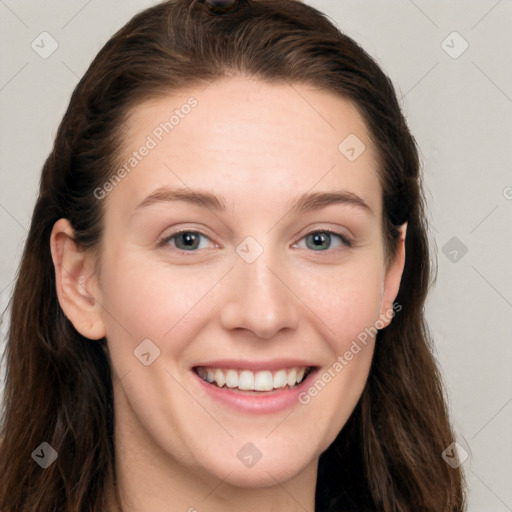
{"left": 64, "top": 76, "right": 405, "bottom": 489}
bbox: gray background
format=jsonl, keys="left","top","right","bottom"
{"left": 1, "top": 1, "right": 511, "bottom": 510}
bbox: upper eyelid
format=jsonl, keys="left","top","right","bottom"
{"left": 294, "top": 229, "right": 352, "bottom": 248}
{"left": 161, "top": 228, "right": 214, "bottom": 241}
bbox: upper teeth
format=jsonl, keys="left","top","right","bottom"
{"left": 196, "top": 367, "right": 308, "bottom": 391}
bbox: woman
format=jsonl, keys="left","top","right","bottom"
{"left": 0, "top": 0, "right": 466, "bottom": 510}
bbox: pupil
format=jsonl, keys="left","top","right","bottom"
{"left": 310, "top": 232, "right": 329, "bottom": 250}
{"left": 180, "top": 232, "right": 198, "bottom": 249}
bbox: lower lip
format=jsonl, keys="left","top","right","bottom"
{"left": 192, "top": 368, "right": 318, "bottom": 414}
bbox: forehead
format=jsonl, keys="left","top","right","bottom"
{"left": 106, "top": 76, "right": 382, "bottom": 221}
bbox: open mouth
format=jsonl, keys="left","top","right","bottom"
{"left": 193, "top": 366, "right": 314, "bottom": 392}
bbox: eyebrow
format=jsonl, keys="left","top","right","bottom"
{"left": 133, "top": 186, "right": 374, "bottom": 216}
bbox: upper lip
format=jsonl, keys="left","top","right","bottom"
{"left": 192, "top": 359, "right": 318, "bottom": 371}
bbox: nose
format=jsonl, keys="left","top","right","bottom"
{"left": 220, "top": 250, "right": 300, "bottom": 340}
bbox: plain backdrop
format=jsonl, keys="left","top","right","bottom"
{"left": 1, "top": 1, "right": 511, "bottom": 510}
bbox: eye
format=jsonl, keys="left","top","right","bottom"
{"left": 160, "top": 230, "right": 214, "bottom": 251}
{"left": 295, "top": 230, "right": 352, "bottom": 251}
{"left": 159, "top": 228, "right": 352, "bottom": 253}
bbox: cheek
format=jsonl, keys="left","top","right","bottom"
{"left": 97, "top": 250, "right": 226, "bottom": 373}
{"left": 291, "top": 260, "right": 383, "bottom": 447}
{"left": 293, "top": 256, "right": 384, "bottom": 353}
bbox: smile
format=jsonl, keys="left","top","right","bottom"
{"left": 195, "top": 366, "right": 311, "bottom": 392}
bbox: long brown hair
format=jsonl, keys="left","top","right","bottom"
{"left": 0, "top": 0, "right": 466, "bottom": 510}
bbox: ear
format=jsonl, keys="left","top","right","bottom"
{"left": 50, "top": 218, "right": 106, "bottom": 340}
{"left": 377, "top": 222, "right": 407, "bottom": 328}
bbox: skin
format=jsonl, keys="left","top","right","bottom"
{"left": 50, "top": 75, "right": 406, "bottom": 512}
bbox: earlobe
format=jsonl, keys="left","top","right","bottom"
{"left": 377, "top": 222, "right": 407, "bottom": 328}
{"left": 50, "top": 218, "right": 106, "bottom": 340}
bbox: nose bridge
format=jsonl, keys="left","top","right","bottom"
{"left": 220, "top": 237, "right": 300, "bottom": 338}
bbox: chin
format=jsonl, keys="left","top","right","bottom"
{"left": 190, "top": 440, "right": 319, "bottom": 489}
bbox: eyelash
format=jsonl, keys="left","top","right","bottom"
{"left": 158, "top": 229, "right": 353, "bottom": 253}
